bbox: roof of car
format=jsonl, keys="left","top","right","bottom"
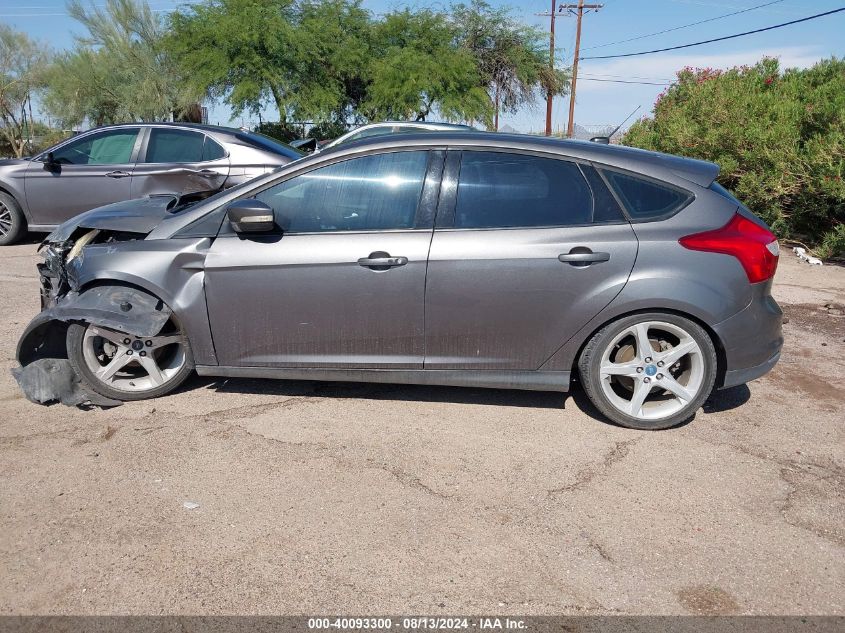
{"left": 322, "top": 131, "right": 720, "bottom": 188}
{"left": 83, "top": 122, "right": 262, "bottom": 137}
{"left": 352, "top": 121, "right": 475, "bottom": 128}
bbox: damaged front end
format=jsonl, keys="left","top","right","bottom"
{"left": 38, "top": 228, "right": 145, "bottom": 309}
{"left": 14, "top": 195, "right": 194, "bottom": 407}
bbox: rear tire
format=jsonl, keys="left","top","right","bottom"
{"left": 67, "top": 319, "right": 194, "bottom": 402}
{"left": 578, "top": 312, "right": 717, "bottom": 430}
{"left": 0, "top": 192, "right": 26, "bottom": 246}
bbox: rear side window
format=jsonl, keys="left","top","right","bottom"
{"left": 145, "top": 129, "right": 205, "bottom": 163}
{"left": 454, "top": 152, "right": 594, "bottom": 228}
{"left": 202, "top": 137, "right": 226, "bottom": 161}
{"left": 602, "top": 170, "right": 692, "bottom": 221}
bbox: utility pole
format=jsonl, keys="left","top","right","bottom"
{"left": 539, "top": 2, "right": 602, "bottom": 138}
{"left": 545, "top": 1, "right": 556, "bottom": 136}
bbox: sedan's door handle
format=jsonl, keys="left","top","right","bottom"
{"left": 357, "top": 252, "right": 408, "bottom": 269}
{"left": 558, "top": 250, "right": 611, "bottom": 264}
{"left": 197, "top": 168, "right": 220, "bottom": 177}
{"left": 105, "top": 170, "right": 131, "bottom": 179}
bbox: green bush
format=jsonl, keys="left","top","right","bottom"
{"left": 623, "top": 57, "right": 845, "bottom": 258}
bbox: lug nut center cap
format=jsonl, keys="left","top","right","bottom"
{"left": 644, "top": 365, "right": 658, "bottom": 377}
{"left": 131, "top": 340, "right": 144, "bottom": 351}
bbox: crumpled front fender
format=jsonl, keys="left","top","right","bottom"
{"left": 16, "top": 284, "right": 171, "bottom": 366}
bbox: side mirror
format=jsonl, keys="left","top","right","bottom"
{"left": 43, "top": 151, "right": 59, "bottom": 171}
{"left": 226, "top": 199, "right": 276, "bottom": 233}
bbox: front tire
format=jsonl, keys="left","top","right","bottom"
{"left": 0, "top": 192, "right": 26, "bottom": 246}
{"left": 67, "top": 320, "right": 194, "bottom": 401}
{"left": 578, "top": 313, "right": 717, "bottom": 430}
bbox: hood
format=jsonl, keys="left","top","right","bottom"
{"left": 45, "top": 194, "right": 185, "bottom": 243}
{"left": 0, "top": 158, "right": 29, "bottom": 167}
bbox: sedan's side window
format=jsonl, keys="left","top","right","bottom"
{"left": 144, "top": 128, "right": 206, "bottom": 163}
{"left": 50, "top": 129, "right": 139, "bottom": 165}
{"left": 256, "top": 151, "right": 429, "bottom": 233}
{"left": 453, "top": 152, "right": 594, "bottom": 228}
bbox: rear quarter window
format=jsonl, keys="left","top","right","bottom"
{"left": 601, "top": 170, "right": 693, "bottom": 221}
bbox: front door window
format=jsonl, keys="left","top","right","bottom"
{"left": 50, "top": 129, "right": 139, "bottom": 165}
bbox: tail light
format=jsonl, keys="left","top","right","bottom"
{"left": 679, "top": 213, "right": 779, "bottom": 283}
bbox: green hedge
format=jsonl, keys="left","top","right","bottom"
{"left": 623, "top": 57, "right": 845, "bottom": 258}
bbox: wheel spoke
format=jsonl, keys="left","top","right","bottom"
{"left": 138, "top": 355, "right": 165, "bottom": 386}
{"left": 632, "top": 323, "right": 654, "bottom": 360}
{"left": 659, "top": 374, "right": 695, "bottom": 403}
{"left": 657, "top": 339, "right": 698, "bottom": 367}
{"left": 89, "top": 326, "right": 130, "bottom": 347}
{"left": 97, "top": 352, "right": 133, "bottom": 381}
{"left": 149, "top": 334, "right": 182, "bottom": 349}
{"left": 601, "top": 361, "right": 641, "bottom": 377}
{"left": 628, "top": 380, "right": 652, "bottom": 417}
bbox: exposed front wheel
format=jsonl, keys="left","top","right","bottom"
{"left": 578, "top": 313, "right": 717, "bottom": 430}
{"left": 67, "top": 320, "right": 194, "bottom": 401}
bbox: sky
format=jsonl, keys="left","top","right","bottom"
{"left": 3, "top": 0, "right": 844, "bottom": 133}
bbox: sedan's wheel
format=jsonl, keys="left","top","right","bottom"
{"left": 578, "top": 313, "right": 717, "bottom": 430}
{"left": 0, "top": 192, "right": 26, "bottom": 246}
{"left": 67, "top": 320, "right": 194, "bottom": 401}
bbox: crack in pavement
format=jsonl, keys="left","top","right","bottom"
{"left": 691, "top": 434, "right": 844, "bottom": 547}
{"left": 177, "top": 396, "right": 322, "bottom": 425}
{"left": 365, "top": 459, "right": 453, "bottom": 500}
{"left": 547, "top": 438, "right": 641, "bottom": 497}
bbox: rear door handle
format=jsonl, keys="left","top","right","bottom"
{"left": 358, "top": 252, "right": 408, "bottom": 269}
{"left": 197, "top": 169, "right": 220, "bottom": 177}
{"left": 105, "top": 170, "right": 131, "bottom": 179}
{"left": 558, "top": 250, "right": 611, "bottom": 264}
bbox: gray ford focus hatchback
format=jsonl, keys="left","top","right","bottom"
{"left": 14, "top": 132, "right": 783, "bottom": 429}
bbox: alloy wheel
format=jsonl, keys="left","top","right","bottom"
{"left": 81, "top": 324, "right": 187, "bottom": 393}
{"left": 0, "top": 201, "right": 12, "bottom": 237}
{"left": 598, "top": 320, "right": 706, "bottom": 421}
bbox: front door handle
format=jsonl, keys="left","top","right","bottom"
{"left": 558, "top": 250, "right": 611, "bottom": 264}
{"left": 358, "top": 251, "right": 408, "bottom": 269}
{"left": 105, "top": 170, "right": 131, "bottom": 179}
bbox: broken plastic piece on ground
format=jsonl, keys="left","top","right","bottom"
{"left": 11, "top": 358, "right": 122, "bottom": 408}
{"left": 182, "top": 501, "right": 200, "bottom": 510}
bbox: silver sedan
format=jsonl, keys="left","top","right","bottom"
{"left": 0, "top": 123, "right": 303, "bottom": 245}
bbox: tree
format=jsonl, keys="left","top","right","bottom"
{"left": 42, "top": 0, "right": 199, "bottom": 126}
{"left": 623, "top": 57, "right": 845, "bottom": 257}
{"left": 451, "top": 0, "right": 568, "bottom": 130}
{"left": 0, "top": 25, "right": 49, "bottom": 158}
{"left": 167, "top": 0, "right": 369, "bottom": 127}
{"left": 365, "top": 9, "right": 491, "bottom": 125}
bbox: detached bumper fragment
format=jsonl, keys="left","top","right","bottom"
{"left": 11, "top": 359, "right": 121, "bottom": 407}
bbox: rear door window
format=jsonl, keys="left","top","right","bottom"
{"left": 452, "top": 151, "right": 596, "bottom": 228}
{"left": 145, "top": 128, "right": 206, "bottom": 163}
{"left": 602, "top": 170, "right": 692, "bottom": 221}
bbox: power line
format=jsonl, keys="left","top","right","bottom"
{"left": 580, "top": 78, "right": 671, "bottom": 85}
{"left": 581, "top": 6, "right": 845, "bottom": 60}
{"left": 582, "top": 0, "right": 785, "bottom": 51}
